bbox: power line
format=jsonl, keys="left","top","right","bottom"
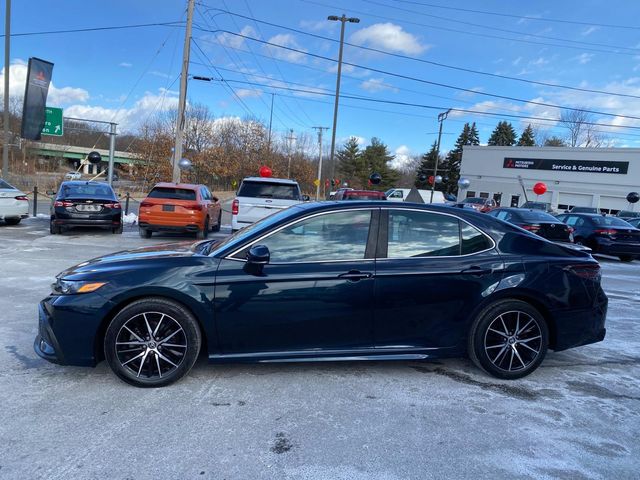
{"left": 387, "top": 0, "right": 640, "bottom": 31}
{"left": 0, "top": 21, "right": 184, "bottom": 38}
{"left": 199, "top": 5, "right": 640, "bottom": 100}
{"left": 192, "top": 28, "right": 640, "bottom": 122}
{"left": 365, "top": 0, "right": 640, "bottom": 53}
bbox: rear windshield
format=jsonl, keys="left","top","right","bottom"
{"left": 463, "top": 198, "right": 485, "bottom": 204}
{"left": 618, "top": 211, "right": 640, "bottom": 218}
{"left": 591, "top": 216, "right": 634, "bottom": 227}
{"left": 517, "top": 210, "right": 558, "bottom": 222}
{"left": 61, "top": 183, "right": 115, "bottom": 199}
{"left": 148, "top": 187, "right": 196, "bottom": 201}
{"left": 345, "top": 194, "right": 384, "bottom": 200}
{"left": 522, "top": 202, "right": 546, "bottom": 209}
{"left": 238, "top": 181, "right": 300, "bottom": 200}
{"left": 0, "top": 179, "right": 14, "bottom": 189}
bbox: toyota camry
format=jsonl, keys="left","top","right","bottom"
{"left": 35, "top": 202, "right": 607, "bottom": 387}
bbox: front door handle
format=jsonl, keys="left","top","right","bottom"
{"left": 460, "top": 266, "right": 492, "bottom": 276}
{"left": 338, "top": 270, "right": 373, "bottom": 281}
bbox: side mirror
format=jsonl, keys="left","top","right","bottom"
{"left": 46, "top": 190, "right": 55, "bottom": 196}
{"left": 301, "top": 194, "right": 310, "bottom": 201}
{"left": 247, "top": 244, "right": 270, "bottom": 265}
{"left": 212, "top": 196, "right": 219, "bottom": 203}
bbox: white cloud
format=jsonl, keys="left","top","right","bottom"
{"left": 149, "top": 70, "right": 171, "bottom": 79}
{"left": 0, "top": 60, "right": 89, "bottom": 106}
{"left": 512, "top": 56, "right": 522, "bottom": 66}
{"left": 575, "top": 53, "right": 594, "bottom": 64}
{"left": 529, "top": 57, "right": 549, "bottom": 67}
{"left": 235, "top": 88, "right": 263, "bottom": 99}
{"left": 299, "top": 19, "right": 338, "bottom": 33}
{"left": 581, "top": 26, "right": 599, "bottom": 36}
{"left": 350, "top": 23, "right": 428, "bottom": 55}
{"left": 119, "top": 62, "right": 133, "bottom": 68}
{"left": 391, "top": 145, "right": 412, "bottom": 169}
{"left": 216, "top": 25, "right": 257, "bottom": 50}
{"left": 264, "top": 33, "right": 307, "bottom": 63}
{"left": 359, "top": 78, "right": 398, "bottom": 93}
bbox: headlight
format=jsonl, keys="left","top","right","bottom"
{"left": 53, "top": 279, "right": 107, "bottom": 294}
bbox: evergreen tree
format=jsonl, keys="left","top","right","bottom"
{"left": 415, "top": 141, "right": 440, "bottom": 188}
{"left": 488, "top": 121, "right": 517, "bottom": 146}
{"left": 440, "top": 122, "right": 479, "bottom": 194}
{"left": 517, "top": 124, "right": 536, "bottom": 146}
{"left": 360, "top": 137, "right": 400, "bottom": 190}
{"left": 544, "top": 136, "right": 565, "bottom": 147}
{"left": 336, "top": 137, "right": 364, "bottom": 186}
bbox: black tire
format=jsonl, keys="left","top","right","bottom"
{"left": 211, "top": 210, "right": 221, "bottom": 232}
{"left": 468, "top": 299, "right": 548, "bottom": 380}
{"left": 112, "top": 224, "right": 123, "bottom": 234}
{"left": 49, "top": 221, "right": 61, "bottom": 234}
{"left": 139, "top": 227, "right": 152, "bottom": 238}
{"left": 196, "top": 217, "right": 209, "bottom": 239}
{"left": 619, "top": 255, "right": 634, "bottom": 263}
{"left": 104, "top": 297, "right": 202, "bottom": 388}
{"left": 5, "top": 217, "right": 21, "bottom": 225}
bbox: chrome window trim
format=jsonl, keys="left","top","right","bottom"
{"left": 381, "top": 207, "right": 497, "bottom": 260}
{"left": 225, "top": 207, "right": 377, "bottom": 264}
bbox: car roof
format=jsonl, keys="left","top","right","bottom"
{"left": 152, "top": 182, "right": 202, "bottom": 190}
{"left": 241, "top": 176, "right": 299, "bottom": 185}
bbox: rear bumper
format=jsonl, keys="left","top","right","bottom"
{"left": 0, "top": 204, "right": 29, "bottom": 218}
{"left": 139, "top": 222, "right": 201, "bottom": 232}
{"left": 552, "top": 289, "right": 608, "bottom": 351}
{"left": 53, "top": 210, "right": 122, "bottom": 227}
{"left": 595, "top": 239, "right": 640, "bottom": 256}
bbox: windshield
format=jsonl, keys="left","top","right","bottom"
{"left": 591, "top": 216, "right": 634, "bottom": 227}
{"left": 618, "top": 211, "right": 640, "bottom": 217}
{"left": 238, "top": 181, "right": 300, "bottom": 200}
{"left": 61, "top": 183, "right": 115, "bottom": 199}
{"left": 148, "top": 187, "right": 196, "bottom": 200}
{"left": 463, "top": 198, "right": 485, "bottom": 204}
{"left": 522, "top": 202, "right": 546, "bottom": 210}
{"left": 518, "top": 210, "right": 559, "bottom": 222}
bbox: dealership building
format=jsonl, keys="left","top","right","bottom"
{"left": 458, "top": 146, "right": 640, "bottom": 213}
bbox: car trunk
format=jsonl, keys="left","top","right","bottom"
{"left": 141, "top": 198, "right": 202, "bottom": 219}
{"left": 0, "top": 189, "right": 22, "bottom": 209}
{"left": 61, "top": 197, "right": 117, "bottom": 215}
{"left": 608, "top": 228, "right": 640, "bottom": 243}
{"left": 237, "top": 198, "right": 299, "bottom": 223}
{"left": 537, "top": 222, "right": 572, "bottom": 242}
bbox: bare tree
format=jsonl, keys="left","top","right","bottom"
{"left": 559, "top": 108, "right": 608, "bottom": 147}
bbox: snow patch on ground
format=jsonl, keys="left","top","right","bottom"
{"left": 123, "top": 213, "right": 138, "bottom": 225}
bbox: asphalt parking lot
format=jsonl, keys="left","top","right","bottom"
{"left": 0, "top": 217, "right": 639, "bottom": 479}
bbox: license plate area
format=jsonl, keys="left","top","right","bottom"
{"left": 162, "top": 205, "right": 175, "bottom": 212}
{"left": 75, "top": 204, "right": 102, "bottom": 212}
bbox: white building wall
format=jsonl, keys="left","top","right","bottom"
{"left": 458, "top": 146, "right": 640, "bottom": 212}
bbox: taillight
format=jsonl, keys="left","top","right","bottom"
{"left": 232, "top": 199, "right": 239, "bottom": 215}
{"left": 594, "top": 228, "right": 617, "bottom": 236}
{"left": 184, "top": 203, "right": 203, "bottom": 211}
{"left": 521, "top": 224, "right": 541, "bottom": 232}
{"left": 54, "top": 200, "right": 73, "bottom": 207}
{"left": 567, "top": 226, "right": 574, "bottom": 233}
{"left": 140, "top": 201, "right": 154, "bottom": 208}
{"left": 104, "top": 202, "right": 121, "bottom": 209}
{"left": 565, "top": 264, "right": 601, "bottom": 280}
{"left": 15, "top": 195, "right": 28, "bottom": 201}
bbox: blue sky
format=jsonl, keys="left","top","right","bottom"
{"left": 2, "top": 0, "right": 640, "bottom": 168}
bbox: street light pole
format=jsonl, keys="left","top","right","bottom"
{"left": 312, "top": 126, "right": 329, "bottom": 200}
{"left": 430, "top": 109, "right": 451, "bottom": 203}
{"left": 327, "top": 14, "right": 360, "bottom": 181}
{"left": 172, "top": 0, "right": 195, "bottom": 183}
{"left": 285, "top": 129, "right": 296, "bottom": 178}
{"left": 2, "top": 0, "right": 11, "bottom": 177}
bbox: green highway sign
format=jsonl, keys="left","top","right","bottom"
{"left": 42, "top": 107, "right": 63, "bottom": 136}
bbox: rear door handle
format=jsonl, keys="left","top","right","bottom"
{"left": 460, "top": 266, "right": 492, "bottom": 276}
{"left": 338, "top": 270, "right": 373, "bottom": 281}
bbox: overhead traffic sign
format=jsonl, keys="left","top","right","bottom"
{"left": 41, "top": 107, "right": 63, "bottom": 136}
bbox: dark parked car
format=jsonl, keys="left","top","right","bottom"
{"left": 35, "top": 202, "right": 607, "bottom": 387}
{"left": 616, "top": 210, "right": 640, "bottom": 220}
{"left": 627, "top": 218, "right": 640, "bottom": 229}
{"left": 521, "top": 201, "right": 554, "bottom": 213}
{"left": 334, "top": 189, "right": 386, "bottom": 200}
{"left": 49, "top": 181, "right": 122, "bottom": 234}
{"left": 556, "top": 213, "right": 640, "bottom": 262}
{"left": 486, "top": 208, "right": 573, "bottom": 243}
{"left": 568, "top": 206, "right": 598, "bottom": 214}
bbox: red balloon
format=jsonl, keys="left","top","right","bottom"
{"left": 428, "top": 175, "right": 435, "bottom": 185}
{"left": 533, "top": 182, "right": 547, "bottom": 195}
{"left": 259, "top": 165, "right": 272, "bottom": 178}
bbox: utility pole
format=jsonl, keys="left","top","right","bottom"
{"left": 172, "top": 0, "right": 195, "bottom": 183}
{"left": 267, "top": 93, "right": 274, "bottom": 151}
{"left": 312, "top": 126, "right": 329, "bottom": 200}
{"left": 107, "top": 122, "right": 117, "bottom": 185}
{"left": 2, "top": 0, "right": 11, "bottom": 177}
{"left": 285, "top": 129, "right": 296, "bottom": 178}
{"left": 327, "top": 14, "right": 360, "bottom": 181}
{"left": 431, "top": 109, "right": 451, "bottom": 203}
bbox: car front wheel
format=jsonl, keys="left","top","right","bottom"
{"left": 468, "top": 300, "right": 548, "bottom": 380}
{"left": 104, "top": 298, "right": 202, "bottom": 388}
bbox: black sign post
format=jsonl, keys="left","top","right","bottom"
{"left": 20, "top": 57, "right": 54, "bottom": 141}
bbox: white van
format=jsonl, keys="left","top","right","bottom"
{"left": 384, "top": 188, "right": 446, "bottom": 204}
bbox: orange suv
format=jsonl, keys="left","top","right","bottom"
{"left": 138, "top": 183, "right": 222, "bottom": 239}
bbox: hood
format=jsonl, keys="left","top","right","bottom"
{"left": 58, "top": 240, "right": 212, "bottom": 278}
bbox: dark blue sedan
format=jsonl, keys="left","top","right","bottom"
{"left": 35, "top": 202, "right": 607, "bottom": 387}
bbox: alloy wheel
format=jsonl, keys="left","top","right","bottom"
{"left": 115, "top": 311, "right": 187, "bottom": 379}
{"left": 483, "top": 310, "right": 542, "bottom": 372}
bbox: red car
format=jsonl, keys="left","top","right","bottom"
{"left": 458, "top": 197, "right": 497, "bottom": 213}
{"left": 334, "top": 189, "right": 387, "bottom": 200}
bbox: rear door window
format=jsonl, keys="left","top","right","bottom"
{"left": 387, "top": 210, "right": 461, "bottom": 258}
{"left": 148, "top": 188, "right": 196, "bottom": 201}
{"left": 238, "top": 181, "right": 300, "bottom": 200}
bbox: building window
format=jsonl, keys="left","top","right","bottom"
{"left": 466, "top": 191, "right": 476, "bottom": 198}
{"left": 479, "top": 192, "right": 489, "bottom": 199}
{"left": 510, "top": 195, "right": 520, "bottom": 207}
{"left": 493, "top": 193, "right": 502, "bottom": 206}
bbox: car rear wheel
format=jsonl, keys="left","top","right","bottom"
{"left": 5, "top": 217, "right": 21, "bottom": 225}
{"left": 49, "top": 221, "right": 61, "bottom": 234}
{"left": 104, "top": 298, "right": 201, "bottom": 388}
{"left": 619, "top": 255, "right": 634, "bottom": 262}
{"left": 139, "top": 227, "right": 152, "bottom": 238}
{"left": 196, "top": 217, "right": 209, "bottom": 239}
{"left": 468, "top": 300, "right": 548, "bottom": 380}
{"left": 212, "top": 210, "right": 221, "bottom": 232}
{"left": 112, "top": 224, "right": 123, "bottom": 234}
